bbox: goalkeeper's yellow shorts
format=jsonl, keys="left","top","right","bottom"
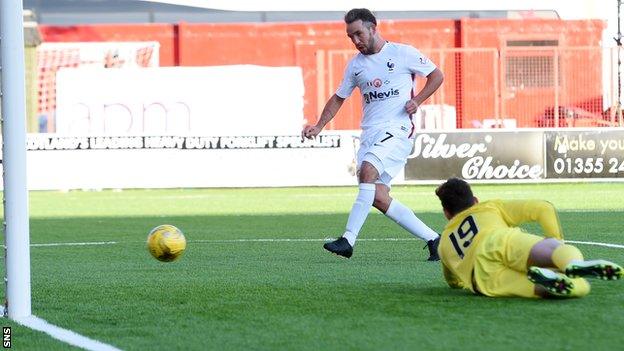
{"left": 473, "top": 229, "right": 543, "bottom": 298}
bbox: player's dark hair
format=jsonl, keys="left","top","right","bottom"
{"left": 344, "top": 8, "right": 377, "bottom": 27}
{"left": 435, "top": 178, "right": 475, "bottom": 216}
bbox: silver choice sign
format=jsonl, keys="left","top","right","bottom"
{"left": 405, "top": 132, "right": 544, "bottom": 181}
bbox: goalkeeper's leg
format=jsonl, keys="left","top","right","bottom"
{"left": 529, "top": 238, "right": 623, "bottom": 280}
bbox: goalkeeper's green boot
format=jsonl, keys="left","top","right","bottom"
{"left": 528, "top": 267, "right": 575, "bottom": 297}
{"left": 565, "top": 260, "right": 623, "bottom": 280}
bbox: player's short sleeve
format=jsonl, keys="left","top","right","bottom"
{"left": 403, "top": 45, "right": 436, "bottom": 77}
{"left": 335, "top": 59, "right": 357, "bottom": 98}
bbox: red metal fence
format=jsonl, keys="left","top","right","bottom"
{"left": 317, "top": 47, "right": 622, "bottom": 129}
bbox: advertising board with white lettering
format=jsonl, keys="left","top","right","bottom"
{"left": 2, "top": 133, "right": 355, "bottom": 190}
{"left": 25, "top": 135, "right": 341, "bottom": 151}
{"left": 545, "top": 129, "right": 624, "bottom": 178}
{"left": 3, "top": 129, "right": 621, "bottom": 190}
{"left": 405, "top": 131, "right": 545, "bottom": 181}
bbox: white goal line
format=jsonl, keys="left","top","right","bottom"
{"left": 14, "top": 315, "right": 121, "bottom": 351}
{"left": 31, "top": 241, "right": 118, "bottom": 247}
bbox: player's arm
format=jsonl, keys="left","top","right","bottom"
{"left": 414, "top": 68, "right": 444, "bottom": 105}
{"left": 406, "top": 68, "right": 444, "bottom": 114}
{"left": 303, "top": 59, "right": 355, "bottom": 140}
{"left": 442, "top": 262, "right": 462, "bottom": 289}
{"left": 499, "top": 200, "right": 564, "bottom": 240}
{"left": 302, "top": 94, "right": 345, "bottom": 140}
{"left": 403, "top": 46, "right": 444, "bottom": 114}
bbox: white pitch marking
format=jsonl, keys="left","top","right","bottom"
{"left": 193, "top": 238, "right": 624, "bottom": 249}
{"left": 14, "top": 315, "right": 121, "bottom": 351}
{"left": 565, "top": 240, "right": 624, "bottom": 249}
{"left": 25, "top": 238, "right": 624, "bottom": 250}
{"left": 192, "top": 238, "right": 326, "bottom": 243}
{"left": 191, "top": 238, "right": 416, "bottom": 243}
{"left": 31, "top": 241, "right": 118, "bottom": 247}
{"left": 558, "top": 209, "right": 624, "bottom": 213}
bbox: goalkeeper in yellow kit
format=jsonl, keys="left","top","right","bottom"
{"left": 435, "top": 178, "right": 622, "bottom": 298}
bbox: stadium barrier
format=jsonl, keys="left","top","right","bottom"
{"left": 0, "top": 128, "right": 621, "bottom": 190}
{"left": 406, "top": 128, "right": 624, "bottom": 182}
{"left": 15, "top": 133, "right": 356, "bottom": 190}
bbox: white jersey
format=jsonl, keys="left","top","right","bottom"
{"left": 335, "top": 42, "right": 436, "bottom": 134}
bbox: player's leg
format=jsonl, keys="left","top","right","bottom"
{"left": 480, "top": 265, "right": 588, "bottom": 298}
{"left": 475, "top": 232, "right": 589, "bottom": 298}
{"left": 527, "top": 267, "right": 590, "bottom": 298}
{"left": 528, "top": 238, "right": 623, "bottom": 280}
{"left": 343, "top": 161, "right": 379, "bottom": 245}
{"left": 364, "top": 128, "right": 440, "bottom": 259}
{"left": 527, "top": 238, "right": 581, "bottom": 269}
{"left": 374, "top": 183, "right": 438, "bottom": 242}
{"left": 474, "top": 255, "right": 538, "bottom": 298}
{"left": 374, "top": 184, "right": 440, "bottom": 260}
{"left": 503, "top": 233, "right": 588, "bottom": 296}
{"left": 565, "top": 260, "right": 623, "bottom": 280}
{"left": 323, "top": 161, "right": 378, "bottom": 258}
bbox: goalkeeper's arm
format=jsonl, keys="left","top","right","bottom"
{"left": 499, "top": 200, "right": 564, "bottom": 240}
{"left": 443, "top": 263, "right": 462, "bottom": 289}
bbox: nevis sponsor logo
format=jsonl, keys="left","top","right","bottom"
{"left": 363, "top": 88, "right": 400, "bottom": 103}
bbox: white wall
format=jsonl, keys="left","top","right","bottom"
{"left": 55, "top": 65, "right": 305, "bottom": 136}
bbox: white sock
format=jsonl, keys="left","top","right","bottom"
{"left": 385, "top": 199, "right": 439, "bottom": 242}
{"left": 343, "top": 183, "right": 376, "bottom": 246}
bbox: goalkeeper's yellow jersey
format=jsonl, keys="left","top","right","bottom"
{"left": 439, "top": 200, "right": 564, "bottom": 293}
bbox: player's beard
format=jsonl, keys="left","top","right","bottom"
{"left": 362, "top": 36, "right": 376, "bottom": 55}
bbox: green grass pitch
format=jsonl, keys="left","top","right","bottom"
{"left": 1, "top": 183, "right": 624, "bottom": 350}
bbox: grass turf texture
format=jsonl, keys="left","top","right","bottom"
{"left": 1, "top": 183, "right": 624, "bottom": 350}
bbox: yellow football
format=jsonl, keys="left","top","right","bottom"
{"left": 146, "top": 224, "right": 187, "bottom": 262}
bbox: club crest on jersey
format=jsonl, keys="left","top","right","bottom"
{"left": 366, "top": 78, "right": 384, "bottom": 88}
{"left": 387, "top": 60, "right": 395, "bottom": 72}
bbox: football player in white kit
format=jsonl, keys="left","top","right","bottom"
{"left": 302, "top": 8, "right": 444, "bottom": 260}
